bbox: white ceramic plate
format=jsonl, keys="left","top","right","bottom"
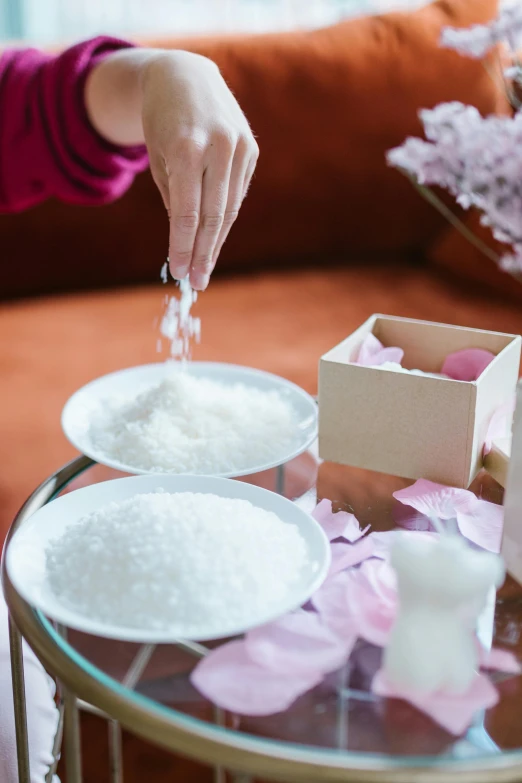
{"left": 61, "top": 362, "right": 318, "bottom": 477}
{"left": 6, "top": 474, "right": 330, "bottom": 643}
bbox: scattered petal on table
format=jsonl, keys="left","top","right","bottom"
{"left": 441, "top": 348, "right": 495, "bottom": 382}
{"left": 393, "top": 500, "right": 433, "bottom": 532}
{"left": 394, "top": 480, "right": 504, "bottom": 553}
{"left": 312, "top": 499, "right": 369, "bottom": 543}
{"left": 245, "top": 609, "right": 351, "bottom": 676}
{"left": 312, "top": 572, "right": 359, "bottom": 643}
{"left": 479, "top": 646, "right": 521, "bottom": 675}
{"left": 456, "top": 500, "right": 504, "bottom": 554}
{"left": 372, "top": 669, "right": 499, "bottom": 736}
{"left": 328, "top": 537, "right": 375, "bottom": 576}
{"left": 345, "top": 560, "right": 397, "bottom": 647}
{"left": 314, "top": 560, "right": 397, "bottom": 648}
{"left": 355, "top": 333, "right": 404, "bottom": 367}
{"left": 191, "top": 640, "right": 323, "bottom": 716}
{"left": 393, "top": 479, "right": 475, "bottom": 520}
{"left": 484, "top": 397, "right": 515, "bottom": 456}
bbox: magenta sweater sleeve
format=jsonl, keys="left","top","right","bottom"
{"left": 0, "top": 36, "right": 149, "bottom": 213}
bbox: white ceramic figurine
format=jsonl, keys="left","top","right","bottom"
{"left": 383, "top": 532, "right": 505, "bottom": 694}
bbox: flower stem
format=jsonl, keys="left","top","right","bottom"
{"left": 409, "top": 177, "right": 503, "bottom": 266}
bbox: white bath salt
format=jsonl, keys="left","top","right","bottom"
{"left": 46, "top": 491, "right": 308, "bottom": 633}
{"left": 159, "top": 268, "right": 201, "bottom": 362}
{"left": 87, "top": 370, "right": 299, "bottom": 474}
{"left": 372, "top": 362, "right": 446, "bottom": 378}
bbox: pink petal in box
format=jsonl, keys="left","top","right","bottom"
{"left": 318, "top": 315, "right": 521, "bottom": 488}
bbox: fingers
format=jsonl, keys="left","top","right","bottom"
{"left": 210, "top": 138, "right": 250, "bottom": 270}
{"left": 164, "top": 133, "right": 259, "bottom": 291}
{"left": 210, "top": 138, "right": 259, "bottom": 273}
{"left": 149, "top": 154, "right": 170, "bottom": 213}
{"left": 242, "top": 147, "right": 258, "bottom": 200}
{"left": 188, "top": 131, "right": 235, "bottom": 291}
{"left": 166, "top": 139, "right": 204, "bottom": 281}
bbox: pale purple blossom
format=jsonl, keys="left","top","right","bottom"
{"left": 387, "top": 103, "right": 522, "bottom": 274}
{"left": 499, "top": 248, "right": 522, "bottom": 274}
{"left": 441, "top": 4, "right": 522, "bottom": 59}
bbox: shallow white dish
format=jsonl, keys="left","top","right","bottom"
{"left": 6, "top": 474, "right": 330, "bottom": 643}
{"left": 61, "top": 362, "right": 318, "bottom": 478}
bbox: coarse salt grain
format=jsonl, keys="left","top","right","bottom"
{"left": 87, "top": 370, "right": 299, "bottom": 474}
{"left": 46, "top": 491, "right": 308, "bottom": 633}
{"left": 159, "top": 266, "right": 201, "bottom": 361}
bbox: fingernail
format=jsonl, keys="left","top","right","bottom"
{"left": 192, "top": 272, "right": 210, "bottom": 291}
{"left": 170, "top": 263, "right": 189, "bottom": 281}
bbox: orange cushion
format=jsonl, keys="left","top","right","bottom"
{"left": 429, "top": 210, "right": 522, "bottom": 303}
{"left": 0, "top": 0, "right": 503, "bottom": 298}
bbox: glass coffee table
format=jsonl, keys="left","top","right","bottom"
{"left": 4, "top": 451, "right": 522, "bottom": 783}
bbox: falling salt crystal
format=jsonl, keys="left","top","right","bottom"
{"left": 159, "top": 264, "right": 201, "bottom": 362}
{"left": 160, "top": 261, "right": 169, "bottom": 284}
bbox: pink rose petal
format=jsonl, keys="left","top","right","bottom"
{"left": 372, "top": 669, "right": 498, "bottom": 736}
{"left": 456, "top": 500, "right": 504, "bottom": 554}
{"left": 356, "top": 333, "right": 404, "bottom": 367}
{"left": 312, "top": 572, "right": 359, "bottom": 643}
{"left": 393, "top": 479, "right": 476, "bottom": 520}
{"left": 314, "top": 557, "right": 398, "bottom": 647}
{"left": 394, "top": 480, "right": 504, "bottom": 553}
{"left": 479, "top": 646, "right": 521, "bottom": 675}
{"left": 344, "top": 560, "right": 397, "bottom": 647}
{"left": 484, "top": 397, "right": 515, "bottom": 456}
{"left": 244, "top": 610, "right": 351, "bottom": 676}
{"left": 191, "top": 640, "right": 323, "bottom": 716}
{"left": 441, "top": 348, "right": 495, "bottom": 382}
{"left": 393, "top": 500, "right": 433, "bottom": 532}
{"left": 328, "top": 537, "right": 375, "bottom": 576}
{"left": 312, "top": 499, "right": 369, "bottom": 543}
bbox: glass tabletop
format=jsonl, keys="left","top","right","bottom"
{"left": 38, "top": 455, "right": 522, "bottom": 775}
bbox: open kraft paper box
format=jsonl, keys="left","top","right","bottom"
{"left": 502, "top": 380, "right": 522, "bottom": 584}
{"left": 318, "top": 315, "right": 521, "bottom": 488}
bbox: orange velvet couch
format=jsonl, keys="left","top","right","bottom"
{"left": 2, "top": 1, "right": 522, "bottom": 779}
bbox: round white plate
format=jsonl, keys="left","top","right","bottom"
{"left": 61, "top": 362, "right": 318, "bottom": 478}
{"left": 6, "top": 474, "right": 330, "bottom": 643}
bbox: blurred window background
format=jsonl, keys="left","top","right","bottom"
{"left": 0, "top": 0, "right": 430, "bottom": 44}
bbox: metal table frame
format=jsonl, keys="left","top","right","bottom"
{"left": 4, "top": 457, "right": 522, "bottom": 783}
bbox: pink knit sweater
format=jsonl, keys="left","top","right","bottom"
{"left": 0, "top": 36, "right": 148, "bottom": 213}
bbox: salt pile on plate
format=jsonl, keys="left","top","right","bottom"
{"left": 46, "top": 491, "right": 308, "bottom": 633}
{"left": 87, "top": 370, "right": 299, "bottom": 475}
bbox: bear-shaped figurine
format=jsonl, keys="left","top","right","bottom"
{"left": 383, "top": 533, "right": 505, "bottom": 695}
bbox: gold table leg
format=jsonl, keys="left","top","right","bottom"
{"left": 106, "top": 643, "right": 155, "bottom": 783}
{"left": 63, "top": 687, "right": 82, "bottom": 783}
{"left": 9, "top": 615, "right": 30, "bottom": 783}
{"left": 108, "top": 720, "right": 123, "bottom": 783}
{"left": 214, "top": 706, "right": 226, "bottom": 783}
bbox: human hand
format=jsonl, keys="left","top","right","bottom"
{"left": 141, "top": 51, "right": 259, "bottom": 290}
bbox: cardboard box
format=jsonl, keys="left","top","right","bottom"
{"left": 483, "top": 437, "right": 511, "bottom": 488}
{"left": 318, "top": 315, "right": 521, "bottom": 488}
{"left": 501, "top": 381, "right": 522, "bottom": 584}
